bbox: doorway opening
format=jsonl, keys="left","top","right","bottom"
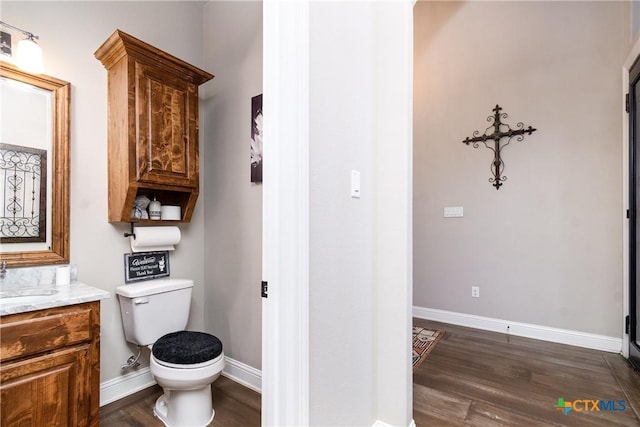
{"left": 628, "top": 54, "right": 640, "bottom": 370}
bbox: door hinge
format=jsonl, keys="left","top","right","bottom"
{"left": 626, "top": 93, "right": 630, "bottom": 113}
{"left": 628, "top": 209, "right": 632, "bottom": 219}
{"left": 261, "top": 281, "right": 268, "bottom": 298}
{"left": 626, "top": 314, "right": 630, "bottom": 334}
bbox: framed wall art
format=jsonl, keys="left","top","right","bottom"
{"left": 0, "top": 143, "right": 47, "bottom": 242}
{"left": 251, "top": 93, "right": 263, "bottom": 183}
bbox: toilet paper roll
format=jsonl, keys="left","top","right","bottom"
{"left": 161, "top": 205, "right": 181, "bottom": 220}
{"left": 56, "top": 265, "right": 70, "bottom": 286}
{"left": 130, "top": 226, "right": 181, "bottom": 253}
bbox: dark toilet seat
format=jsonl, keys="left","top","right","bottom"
{"left": 152, "top": 331, "right": 223, "bottom": 365}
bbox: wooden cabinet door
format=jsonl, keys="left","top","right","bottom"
{"left": 134, "top": 61, "right": 198, "bottom": 188}
{"left": 1, "top": 345, "right": 90, "bottom": 427}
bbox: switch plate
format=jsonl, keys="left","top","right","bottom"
{"left": 444, "top": 206, "right": 463, "bottom": 218}
{"left": 351, "top": 170, "right": 361, "bottom": 199}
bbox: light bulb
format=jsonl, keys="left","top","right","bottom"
{"left": 15, "top": 37, "right": 43, "bottom": 74}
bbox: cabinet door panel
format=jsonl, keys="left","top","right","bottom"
{"left": 135, "top": 62, "right": 197, "bottom": 188}
{"left": 1, "top": 345, "right": 88, "bottom": 426}
{"left": 0, "top": 307, "right": 91, "bottom": 362}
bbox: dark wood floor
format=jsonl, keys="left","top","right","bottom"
{"left": 414, "top": 318, "right": 640, "bottom": 426}
{"left": 100, "top": 375, "right": 261, "bottom": 426}
{"left": 101, "top": 320, "right": 640, "bottom": 426}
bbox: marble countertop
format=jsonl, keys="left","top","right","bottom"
{"left": 0, "top": 282, "right": 110, "bottom": 316}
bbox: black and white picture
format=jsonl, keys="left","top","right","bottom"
{"left": 251, "top": 94, "right": 263, "bottom": 183}
{"left": 0, "top": 31, "right": 11, "bottom": 57}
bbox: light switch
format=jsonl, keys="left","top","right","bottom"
{"left": 444, "top": 206, "right": 463, "bottom": 218}
{"left": 351, "top": 170, "right": 361, "bottom": 199}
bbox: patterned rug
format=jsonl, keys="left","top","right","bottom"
{"left": 412, "top": 326, "right": 444, "bottom": 369}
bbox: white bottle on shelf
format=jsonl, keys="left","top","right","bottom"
{"left": 149, "top": 196, "right": 162, "bottom": 220}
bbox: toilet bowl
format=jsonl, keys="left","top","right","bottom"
{"left": 151, "top": 353, "right": 225, "bottom": 426}
{"left": 115, "top": 279, "right": 225, "bottom": 427}
{"left": 151, "top": 353, "right": 224, "bottom": 389}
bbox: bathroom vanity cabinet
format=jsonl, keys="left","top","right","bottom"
{"left": 94, "top": 29, "right": 214, "bottom": 223}
{"left": 0, "top": 301, "right": 101, "bottom": 426}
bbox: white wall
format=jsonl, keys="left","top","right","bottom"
{"left": 2, "top": 1, "right": 208, "bottom": 384}
{"left": 413, "top": 1, "right": 626, "bottom": 337}
{"left": 307, "top": 2, "right": 413, "bottom": 425}
{"left": 372, "top": 3, "right": 414, "bottom": 424}
{"left": 202, "top": 1, "right": 263, "bottom": 371}
{"left": 308, "top": 2, "right": 376, "bottom": 423}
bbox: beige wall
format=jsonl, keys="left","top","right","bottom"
{"left": 201, "top": 1, "right": 263, "bottom": 370}
{"left": 2, "top": 1, "right": 208, "bottom": 382}
{"left": 413, "top": 1, "right": 626, "bottom": 337}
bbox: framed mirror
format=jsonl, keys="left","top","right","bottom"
{"left": 0, "top": 62, "right": 70, "bottom": 267}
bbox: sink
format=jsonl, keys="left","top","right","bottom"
{"left": 0, "top": 289, "right": 59, "bottom": 298}
{"left": 0, "top": 282, "right": 109, "bottom": 316}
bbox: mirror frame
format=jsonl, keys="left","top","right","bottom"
{"left": 0, "top": 62, "right": 70, "bottom": 267}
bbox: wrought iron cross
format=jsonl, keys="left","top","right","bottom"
{"left": 462, "top": 105, "right": 536, "bottom": 190}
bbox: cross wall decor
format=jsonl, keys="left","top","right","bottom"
{"left": 462, "top": 105, "right": 537, "bottom": 190}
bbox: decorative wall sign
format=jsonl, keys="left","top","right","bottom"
{"left": 251, "top": 94, "right": 263, "bottom": 183}
{"left": 124, "top": 251, "right": 170, "bottom": 283}
{"left": 462, "top": 105, "right": 537, "bottom": 190}
{"left": 0, "top": 143, "right": 47, "bottom": 242}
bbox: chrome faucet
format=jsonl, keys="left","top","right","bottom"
{"left": 0, "top": 260, "right": 6, "bottom": 279}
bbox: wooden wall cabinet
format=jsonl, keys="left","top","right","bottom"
{"left": 94, "top": 30, "right": 214, "bottom": 223}
{"left": 0, "top": 302, "right": 101, "bottom": 426}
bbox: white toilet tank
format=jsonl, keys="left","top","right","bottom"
{"left": 116, "top": 278, "right": 194, "bottom": 346}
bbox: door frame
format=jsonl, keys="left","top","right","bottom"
{"left": 261, "top": 1, "right": 310, "bottom": 425}
{"left": 622, "top": 37, "right": 640, "bottom": 360}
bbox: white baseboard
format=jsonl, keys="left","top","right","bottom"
{"left": 221, "top": 356, "right": 262, "bottom": 393}
{"left": 100, "top": 367, "right": 156, "bottom": 407}
{"left": 413, "top": 306, "right": 622, "bottom": 353}
{"left": 372, "top": 420, "right": 416, "bottom": 427}
{"left": 99, "top": 357, "right": 262, "bottom": 407}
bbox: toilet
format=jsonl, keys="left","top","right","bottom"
{"left": 116, "top": 278, "right": 224, "bottom": 427}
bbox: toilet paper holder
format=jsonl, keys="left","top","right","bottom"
{"left": 124, "top": 222, "right": 136, "bottom": 240}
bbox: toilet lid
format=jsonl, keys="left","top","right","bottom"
{"left": 152, "top": 331, "right": 223, "bottom": 365}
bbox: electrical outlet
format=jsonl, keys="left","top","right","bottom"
{"left": 471, "top": 286, "right": 480, "bottom": 298}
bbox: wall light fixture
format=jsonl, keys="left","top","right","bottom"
{"left": 0, "top": 21, "right": 44, "bottom": 74}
